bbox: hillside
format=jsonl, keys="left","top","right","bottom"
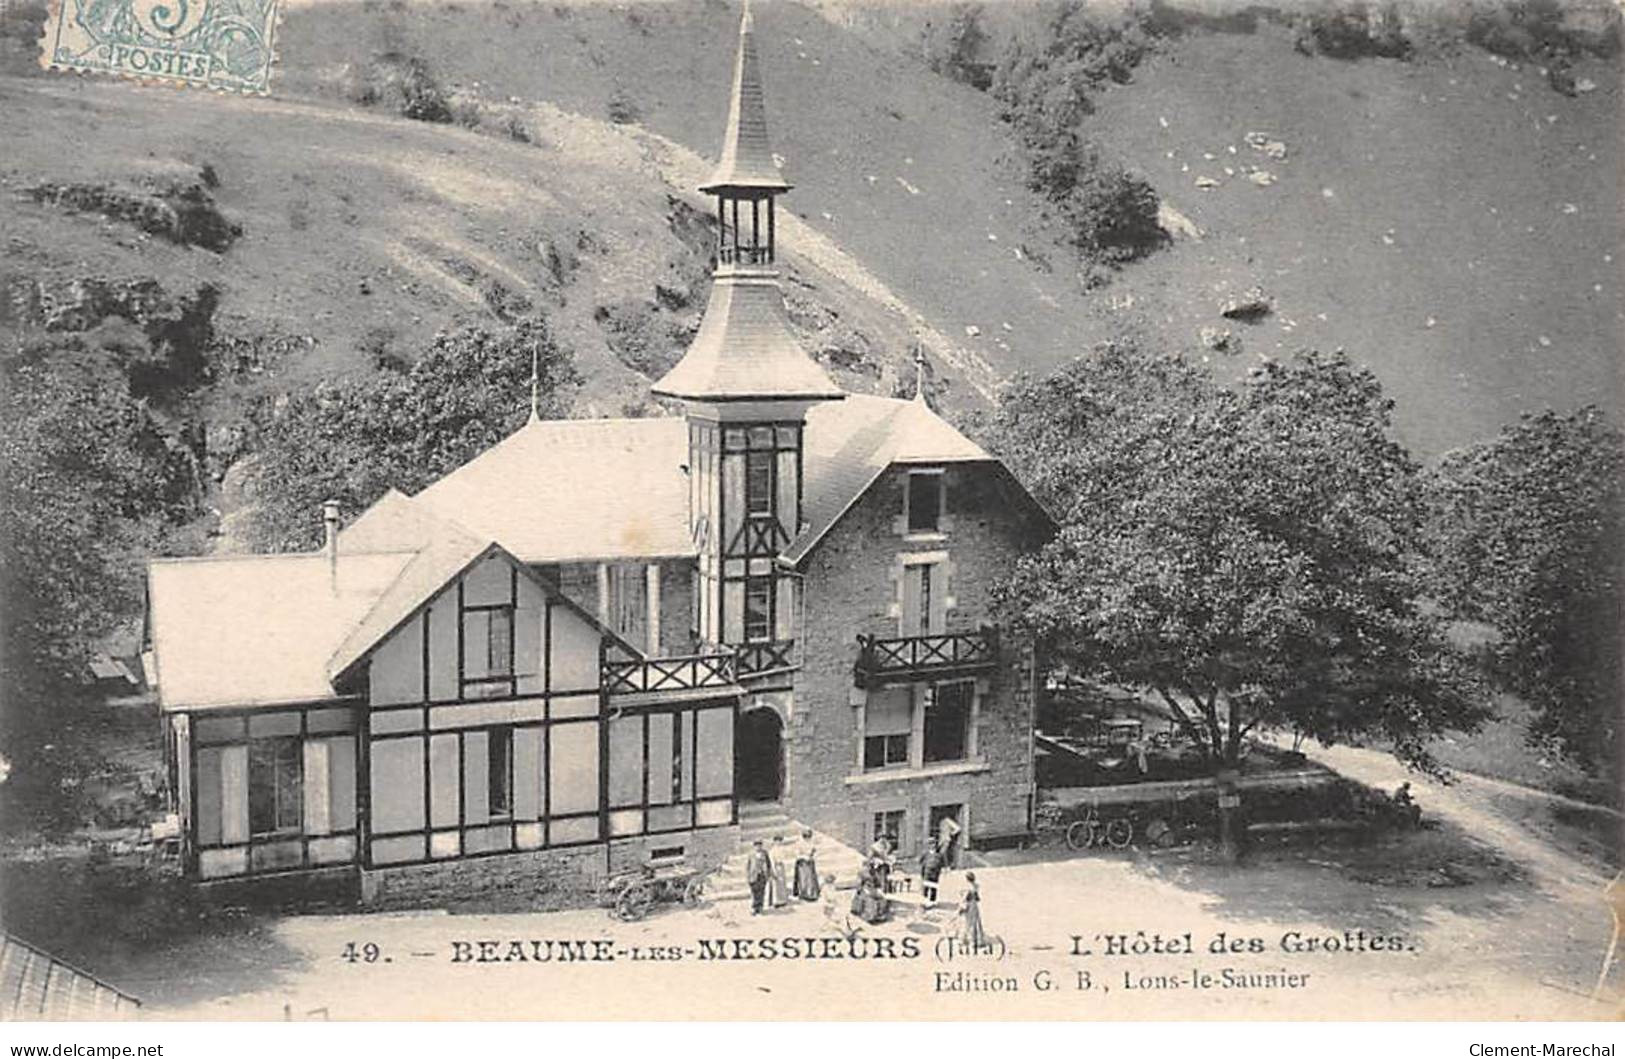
{"left": 1, "top": 0, "right": 1619, "bottom": 460}
{"left": 261, "top": 0, "right": 1622, "bottom": 456}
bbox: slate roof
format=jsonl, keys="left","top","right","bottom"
{"left": 699, "top": 5, "right": 790, "bottom": 194}
{"left": 412, "top": 416, "right": 695, "bottom": 562}
{"left": 786, "top": 394, "right": 993, "bottom": 565}
{"left": 650, "top": 272, "right": 843, "bottom": 403}
{"left": 147, "top": 550, "right": 417, "bottom": 711}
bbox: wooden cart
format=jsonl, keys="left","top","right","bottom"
{"left": 597, "top": 863, "right": 712, "bottom": 921}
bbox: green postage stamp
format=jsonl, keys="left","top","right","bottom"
{"left": 39, "top": 0, "right": 280, "bottom": 93}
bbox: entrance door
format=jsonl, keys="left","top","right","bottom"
{"left": 929, "top": 803, "right": 965, "bottom": 867}
{"left": 734, "top": 707, "right": 783, "bottom": 802}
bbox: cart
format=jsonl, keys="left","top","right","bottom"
{"left": 597, "top": 862, "right": 713, "bottom": 921}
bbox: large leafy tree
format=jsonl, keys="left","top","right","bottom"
{"left": 1427, "top": 408, "right": 1622, "bottom": 790}
{"left": 991, "top": 342, "right": 1484, "bottom": 773}
{"left": 0, "top": 334, "right": 198, "bottom": 829}
{"left": 248, "top": 319, "right": 577, "bottom": 550}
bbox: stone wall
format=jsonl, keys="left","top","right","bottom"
{"left": 786, "top": 463, "right": 1045, "bottom": 860}
{"left": 359, "top": 823, "right": 739, "bottom": 910}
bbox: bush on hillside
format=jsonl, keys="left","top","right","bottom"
{"left": 347, "top": 52, "right": 453, "bottom": 123}
{"left": 1293, "top": 3, "right": 1414, "bottom": 59}
{"left": 921, "top": 3, "right": 995, "bottom": 90}
{"left": 992, "top": 2, "right": 1166, "bottom": 270}
{"left": 607, "top": 86, "right": 642, "bottom": 125}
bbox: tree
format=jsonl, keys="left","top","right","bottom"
{"left": 248, "top": 319, "right": 577, "bottom": 550}
{"left": 0, "top": 334, "right": 199, "bottom": 830}
{"left": 1427, "top": 408, "right": 1622, "bottom": 791}
{"left": 990, "top": 342, "right": 1484, "bottom": 774}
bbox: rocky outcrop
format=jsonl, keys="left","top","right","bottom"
{"left": 28, "top": 177, "right": 242, "bottom": 252}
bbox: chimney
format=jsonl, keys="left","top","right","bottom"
{"left": 323, "top": 500, "right": 340, "bottom": 591}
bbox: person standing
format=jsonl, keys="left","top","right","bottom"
{"left": 746, "top": 839, "right": 772, "bottom": 915}
{"left": 793, "top": 827, "right": 821, "bottom": 901}
{"left": 958, "top": 871, "right": 985, "bottom": 949}
{"left": 769, "top": 835, "right": 792, "bottom": 908}
{"left": 920, "top": 840, "right": 945, "bottom": 905}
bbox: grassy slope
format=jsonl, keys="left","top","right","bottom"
{"left": 5, "top": 2, "right": 1619, "bottom": 453}
{"left": 1084, "top": 23, "right": 1623, "bottom": 457}
{"left": 273, "top": 0, "right": 1621, "bottom": 456}
{"left": 274, "top": 0, "right": 1101, "bottom": 382}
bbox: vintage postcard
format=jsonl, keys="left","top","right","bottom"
{"left": 0, "top": 0, "right": 1621, "bottom": 1029}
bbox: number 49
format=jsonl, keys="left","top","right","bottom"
{"left": 342, "top": 942, "right": 381, "bottom": 963}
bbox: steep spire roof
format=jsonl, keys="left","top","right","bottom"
{"left": 699, "top": 3, "right": 791, "bottom": 194}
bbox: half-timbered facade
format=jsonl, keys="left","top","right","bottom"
{"left": 145, "top": 5, "right": 1051, "bottom": 901}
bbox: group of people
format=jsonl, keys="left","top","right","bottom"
{"left": 744, "top": 830, "right": 823, "bottom": 914}
{"left": 743, "top": 821, "right": 985, "bottom": 948}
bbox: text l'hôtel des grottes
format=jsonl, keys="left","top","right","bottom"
{"left": 1071, "top": 928, "right": 1420, "bottom": 958}
{"left": 444, "top": 935, "right": 923, "bottom": 964}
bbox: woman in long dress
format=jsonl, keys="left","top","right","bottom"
{"left": 768, "top": 835, "right": 792, "bottom": 908}
{"left": 958, "top": 871, "right": 986, "bottom": 948}
{"left": 868, "top": 840, "right": 893, "bottom": 897}
{"left": 793, "top": 828, "right": 821, "bottom": 901}
{"left": 850, "top": 857, "right": 890, "bottom": 924}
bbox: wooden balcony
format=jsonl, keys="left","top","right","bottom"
{"left": 603, "top": 651, "right": 737, "bottom": 697}
{"left": 853, "top": 627, "right": 999, "bottom": 689}
{"left": 735, "top": 639, "right": 796, "bottom": 679}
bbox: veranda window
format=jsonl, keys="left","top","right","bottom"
{"left": 248, "top": 737, "right": 301, "bottom": 836}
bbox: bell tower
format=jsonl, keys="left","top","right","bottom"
{"left": 652, "top": 2, "right": 842, "bottom": 676}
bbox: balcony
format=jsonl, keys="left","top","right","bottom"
{"left": 734, "top": 640, "right": 796, "bottom": 679}
{"left": 603, "top": 651, "right": 737, "bottom": 698}
{"left": 853, "top": 627, "right": 999, "bottom": 689}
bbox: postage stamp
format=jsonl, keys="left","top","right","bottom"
{"left": 38, "top": 0, "right": 280, "bottom": 94}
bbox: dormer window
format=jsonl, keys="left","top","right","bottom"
{"left": 906, "top": 470, "right": 944, "bottom": 534}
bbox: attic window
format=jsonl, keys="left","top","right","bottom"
{"left": 907, "top": 470, "right": 943, "bottom": 534}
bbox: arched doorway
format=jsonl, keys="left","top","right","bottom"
{"left": 735, "top": 707, "right": 784, "bottom": 803}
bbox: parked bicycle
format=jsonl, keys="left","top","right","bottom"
{"left": 1065, "top": 804, "right": 1134, "bottom": 851}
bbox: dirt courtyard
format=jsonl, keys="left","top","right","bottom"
{"left": 11, "top": 739, "right": 1618, "bottom": 1022}
{"left": 129, "top": 746, "right": 1619, "bottom": 1021}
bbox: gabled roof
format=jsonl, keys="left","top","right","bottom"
{"left": 699, "top": 5, "right": 791, "bottom": 194}
{"left": 650, "top": 271, "right": 844, "bottom": 403}
{"left": 325, "top": 520, "right": 491, "bottom": 684}
{"left": 338, "top": 488, "right": 447, "bottom": 554}
{"left": 412, "top": 416, "right": 695, "bottom": 562}
{"left": 147, "top": 550, "right": 417, "bottom": 711}
{"left": 786, "top": 394, "right": 993, "bottom": 565}
{"left": 149, "top": 490, "right": 646, "bottom": 711}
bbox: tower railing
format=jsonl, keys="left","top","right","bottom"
{"left": 717, "top": 244, "right": 774, "bottom": 267}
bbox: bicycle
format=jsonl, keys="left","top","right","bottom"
{"left": 1065, "top": 804, "right": 1133, "bottom": 851}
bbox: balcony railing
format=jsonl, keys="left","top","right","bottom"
{"left": 854, "top": 627, "right": 999, "bottom": 688}
{"left": 603, "top": 651, "right": 737, "bottom": 697}
{"left": 735, "top": 639, "right": 796, "bottom": 679}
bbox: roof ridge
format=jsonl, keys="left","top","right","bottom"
{"left": 147, "top": 549, "right": 423, "bottom": 566}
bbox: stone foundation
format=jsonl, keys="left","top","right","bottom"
{"left": 358, "top": 824, "right": 740, "bottom": 910}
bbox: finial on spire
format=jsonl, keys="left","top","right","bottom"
{"left": 528, "top": 341, "right": 541, "bottom": 422}
{"left": 913, "top": 347, "right": 929, "bottom": 404}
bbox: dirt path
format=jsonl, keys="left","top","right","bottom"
{"left": 1289, "top": 740, "right": 1615, "bottom": 900}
